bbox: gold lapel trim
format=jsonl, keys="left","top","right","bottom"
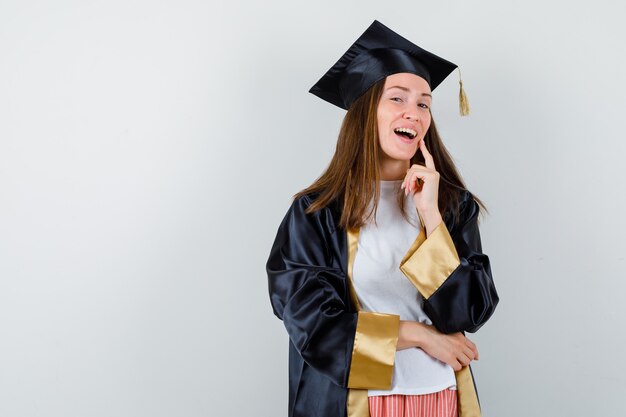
{"left": 346, "top": 227, "right": 370, "bottom": 417}
{"left": 456, "top": 366, "right": 482, "bottom": 417}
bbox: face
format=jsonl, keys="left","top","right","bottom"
{"left": 377, "top": 72, "right": 432, "bottom": 165}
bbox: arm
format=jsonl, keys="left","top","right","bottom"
{"left": 399, "top": 190, "right": 499, "bottom": 334}
{"left": 266, "top": 195, "right": 400, "bottom": 389}
{"left": 397, "top": 320, "right": 479, "bottom": 370}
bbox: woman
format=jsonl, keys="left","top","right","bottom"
{"left": 266, "top": 20, "right": 499, "bottom": 417}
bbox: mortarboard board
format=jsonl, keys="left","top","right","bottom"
{"left": 309, "top": 20, "right": 470, "bottom": 115}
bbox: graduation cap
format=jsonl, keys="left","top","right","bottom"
{"left": 309, "top": 20, "right": 470, "bottom": 115}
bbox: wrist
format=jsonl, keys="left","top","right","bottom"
{"left": 416, "top": 204, "right": 438, "bottom": 214}
{"left": 399, "top": 320, "right": 427, "bottom": 349}
{"left": 410, "top": 321, "right": 427, "bottom": 349}
{"left": 418, "top": 210, "right": 443, "bottom": 237}
{"left": 416, "top": 206, "right": 441, "bottom": 220}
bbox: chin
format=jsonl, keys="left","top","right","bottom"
{"left": 394, "top": 148, "right": 418, "bottom": 161}
{"left": 380, "top": 142, "right": 417, "bottom": 162}
{"left": 388, "top": 154, "right": 414, "bottom": 163}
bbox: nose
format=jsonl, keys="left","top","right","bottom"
{"left": 403, "top": 107, "right": 419, "bottom": 121}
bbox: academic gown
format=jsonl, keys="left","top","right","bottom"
{"left": 266, "top": 189, "right": 499, "bottom": 417}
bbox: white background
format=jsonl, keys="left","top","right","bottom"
{"left": 1, "top": 1, "right": 625, "bottom": 416}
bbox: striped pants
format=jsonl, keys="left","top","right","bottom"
{"left": 368, "top": 388, "right": 457, "bottom": 417}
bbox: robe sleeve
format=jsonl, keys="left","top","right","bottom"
{"left": 267, "top": 195, "right": 400, "bottom": 389}
{"left": 399, "top": 190, "right": 499, "bottom": 334}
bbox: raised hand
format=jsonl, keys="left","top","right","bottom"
{"left": 400, "top": 139, "right": 440, "bottom": 214}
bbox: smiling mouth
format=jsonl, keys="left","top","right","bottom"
{"left": 394, "top": 128, "right": 417, "bottom": 140}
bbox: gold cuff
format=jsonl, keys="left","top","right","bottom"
{"left": 347, "top": 311, "right": 400, "bottom": 389}
{"left": 399, "top": 221, "right": 460, "bottom": 299}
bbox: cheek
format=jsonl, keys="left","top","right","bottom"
{"left": 376, "top": 111, "right": 387, "bottom": 129}
{"left": 423, "top": 114, "right": 432, "bottom": 130}
{"left": 377, "top": 111, "right": 391, "bottom": 137}
{"left": 378, "top": 129, "right": 390, "bottom": 149}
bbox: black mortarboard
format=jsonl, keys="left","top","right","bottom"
{"left": 309, "top": 20, "right": 469, "bottom": 115}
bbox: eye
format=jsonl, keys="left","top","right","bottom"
{"left": 418, "top": 103, "right": 430, "bottom": 109}
{"left": 391, "top": 97, "right": 402, "bottom": 102}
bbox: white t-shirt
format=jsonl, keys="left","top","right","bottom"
{"left": 351, "top": 179, "right": 457, "bottom": 396}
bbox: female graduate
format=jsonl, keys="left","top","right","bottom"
{"left": 266, "top": 20, "right": 499, "bottom": 417}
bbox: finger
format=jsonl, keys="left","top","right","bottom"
{"left": 458, "top": 352, "right": 472, "bottom": 367}
{"left": 462, "top": 345, "right": 476, "bottom": 362}
{"left": 420, "top": 140, "right": 435, "bottom": 170}
{"left": 404, "top": 164, "right": 431, "bottom": 194}
{"left": 401, "top": 170, "right": 412, "bottom": 190}
{"left": 410, "top": 170, "right": 429, "bottom": 192}
{"left": 404, "top": 170, "right": 420, "bottom": 195}
{"left": 413, "top": 173, "right": 425, "bottom": 192}
{"left": 444, "top": 353, "right": 462, "bottom": 371}
{"left": 419, "top": 140, "right": 436, "bottom": 171}
{"left": 465, "top": 338, "right": 479, "bottom": 360}
{"left": 401, "top": 167, "right": 415, "bottom": 190}
{"left": 406, "top": 164, "right": 429, "bottom": 178}
{"left": 406, "top": 172, "right": 423, "bottom": 195}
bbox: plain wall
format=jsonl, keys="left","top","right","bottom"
{"left": 1, "top": 1, "right": 625, "bottom": 416}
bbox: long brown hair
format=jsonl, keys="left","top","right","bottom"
{"left": 294, "top": 77, "right": 487, "bottom": 230}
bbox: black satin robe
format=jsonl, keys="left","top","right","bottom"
{"left": 266, "top": 189, "right": 499, "bottom": 417}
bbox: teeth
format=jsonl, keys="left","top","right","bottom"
{"left": 394, "top": 127, "right": 417, "bottom": 139}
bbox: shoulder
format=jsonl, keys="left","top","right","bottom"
{"left": 290, "top": 191, "right": 320, "bottom": 213}
{"left": 460, "top": 189, "right": 478, "bottom": 214}
{"left": 288, "top": 190, "right": 342, "bottom": 234}
{"left": 445, "top": 189, "right": 479, "bottom": 231}
{"left": 458, "top": 189, "right": 480, "bottom": 222}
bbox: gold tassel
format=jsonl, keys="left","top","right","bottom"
{"left": 458, "top": 68, "right": 470, "bottom": 116}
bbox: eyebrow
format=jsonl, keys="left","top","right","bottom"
{"left": 386, "top": 85, "right": 432, "bottom": 97}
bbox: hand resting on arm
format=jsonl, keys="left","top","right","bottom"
{"left": 397, "top": 320, "right": 479, "bottom": 372}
